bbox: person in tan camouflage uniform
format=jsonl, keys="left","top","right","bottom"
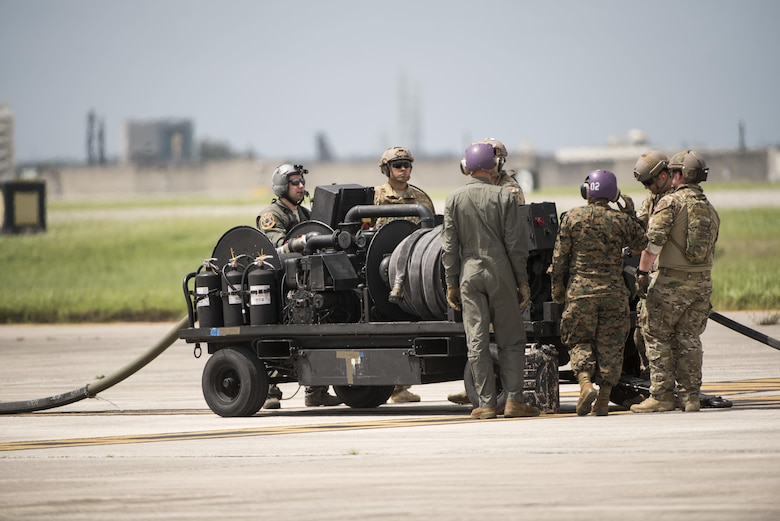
{"left": 631, "top": 151, "right": 674, "bottom": 377}
{"left": 631, "top": 150, "right": 719, "bottom": 414}
{"left": 374, "top": 146, "right": 435, "bottom": 404}
{"left": 550, "top": 170, "right": 647, "bottom": 416}
{"left": 373, "top": 146, "right": 435, "bottom": 229}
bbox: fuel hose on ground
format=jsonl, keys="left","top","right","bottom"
{"left": 0, "top": 315, "right": 189, "bottom": 415}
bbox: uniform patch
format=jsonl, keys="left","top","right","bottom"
{"left": 259, "top": 212, "right": 276, "bottom": 230}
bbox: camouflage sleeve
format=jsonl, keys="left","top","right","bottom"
{"left": 636, "top": 195, "right": 653, "bottom": 229}
{"left": 646, "top": 193, "right": 677, "bottom": 247}
{"left": 623, "top": 213, "right": 649, "bottom": 252}
{"left": 550, "top": 211, "right": 572, "bottom": 285}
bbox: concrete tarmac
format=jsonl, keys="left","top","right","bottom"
{"left": 1, "top": 312, "right": 779, "bottom": 521}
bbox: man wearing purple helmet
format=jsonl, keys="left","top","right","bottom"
{"left": 549, "top": 170, "right": 647, "bottom": 416}
{"left": 441, "top": 142, "right": 539, "bottom": 420}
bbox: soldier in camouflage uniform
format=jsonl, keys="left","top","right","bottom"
{"left": 631, "top": 150, "right": 719, "bottom": 414}
{"left": 631, "top": 151, "right": 674, "bottom": 377}
{"left": 373, "top": 146, "right": 435, "bottom": 229}
{"left": 257, "top": 164, "right": 343, "bottom": 409}
{"left": 373, "top": 147, "right": 435, "bottom": 404}
{"left": 550, "top": 170, "right": 647, "bottom": 416}
{"left": 442, "top": 142, "right": 539, "bottom": 420}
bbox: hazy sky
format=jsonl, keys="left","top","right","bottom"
{"left": 2, "top": 0, "right": 779, "bottom": 163}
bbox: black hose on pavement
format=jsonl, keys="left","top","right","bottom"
{"left": 0, "top": 315, "right": 189, "bottom": 414}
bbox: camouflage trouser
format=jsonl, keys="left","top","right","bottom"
{"left": 461, "top": 271, "right": 526, "bottom": 408}
{"left": 634, "top": 298, "right": 649, "bottom": 374}
{"left": 561, "top": 295, "right": 629, "bottom": 387}
{"left": 641, "top": 273, "right": 711, "bottom": 399}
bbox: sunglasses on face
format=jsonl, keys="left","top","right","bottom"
{"left": 288, "top": 178, "right": 306, "bottom": 186}
{"left": 642, "top": 178, "right": 655, "bottom": 187}
{"left": 391, "top": 161, "right": 411, "bottom": 170}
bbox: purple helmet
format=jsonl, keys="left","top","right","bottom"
{"left": 584, "top": 169, "right": 618, "bottom": 201}
{"left": 464, "top": 142, "right": 497, "bottom": 173}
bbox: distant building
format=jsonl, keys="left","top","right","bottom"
{"left": 0, "top": 104, "right": 14, "bottom": 180}
{"left": 122, "top": 119, "right": 195, "bottom": 165}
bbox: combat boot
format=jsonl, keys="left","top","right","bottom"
{"left": 504, "top": 400, "right": 540, "bottom": 418}
{"left": 304, "top": 387, "right": 342, "bottom": 407}
{"left": 447, "top": 390, "right": 471, "bottom": 405}
{"left": 590, "top": 384, "right": 612, "bottom": 416}
{"left": 470, "top": 407, "right": 497, "bottom": 420}
{"left": 576, "top": 372, "right": 597, "bottom": 416}
{"left": 390, "top": 388, "right": 421, "bottom": 403}
{"left": 680, "top": 393, "right": 701, "bottom": 413}
{"left": 263, "top": 384, "right": 283, "bottom": 410}
{"left": 630, "top": 394, "right": 675, "bottom": 413}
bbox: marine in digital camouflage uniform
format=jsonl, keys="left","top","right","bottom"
{"left": 631, "top": 150, "right": 719, "bottom": 414}
{"left": 550, "top": 170, "right": 646, "bottom": 416}
{"left": 632, "top": 151, "right": 674, "bottom": 377}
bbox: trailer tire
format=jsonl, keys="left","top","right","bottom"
{"left": 463, "top": 355, "right": 507, "bottom": 413}
{"left": 202, "top": 347, "right": 269, "bottom": 417}
{"left": 333, "top": 385, "right": 395, "bottom": 409}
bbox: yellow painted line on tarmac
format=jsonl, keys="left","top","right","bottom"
{"left": 0, "top": 414, "right": 546, "bottom": 452}
{"left": 2, "top": 378, "right": 778, "bottom": 453}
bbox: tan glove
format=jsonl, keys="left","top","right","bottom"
{"left": 617, "top": 192, "right": 636, "bottom": 216}
{"left": 446, "top": 285, "right": 461, "bottom": 311}
{"left": 518, "top": 283, "right": 531, "bottom": 313}
{"left": 636, "top": 270, "right": 650, "bottom": 299}
{"left": 551, "top": 280, "right": 565, "bottom": 304}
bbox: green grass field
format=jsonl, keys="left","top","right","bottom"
{"left": 0, "top": 199, "right": 778, "bottom": 323}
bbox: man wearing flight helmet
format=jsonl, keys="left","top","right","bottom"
{"left": 257, "top": 163, "right": 312, "bottom": 255}
{"left": 550, "top": 170, "right": 647, "bottom": 416}
{"left": 631, "top": 150, "right": 719, "bottom": 414}
{"left": 448, "top": 138, "right": 527, "bottom": 407}
{"left": 257, "top": 163, "right": 342, "bottom": 408}
{"left": 442, "top": 142, "right": 538, "bottom": 420}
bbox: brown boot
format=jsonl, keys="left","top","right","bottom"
{"left": 447, "top": 390, "right": 471, "bottom": 405}
{"left": 304, "top": 387, "right": 343, "bottom": 407}
{"left": 630, "top": 394, "right": 675, "bottom": 413}
{"left": 390, "top": 388, "right": 420, "bottom": 403}
{"left": 504, "top": 400, "right": 540, "bottom": 418}
{"left": 680, "top": 393, "right": 701, "bottom": 413}
{"left": 470, "top": 407, "right": 497, "bottom": 419}
{"left": 590, "top": 384, "right": 612, "bottom": 416}
{"left": 576, "top": 372, "right": 597, "bottom": 416}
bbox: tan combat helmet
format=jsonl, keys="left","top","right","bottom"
{"left": 633, "top": 150, "right": 669, "bottom": 185}
{"left": 668, "top": 150, "right": 709, "bottom": 183}
{"left": 379, "top": 146, "right": 414, "bottom": 176}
